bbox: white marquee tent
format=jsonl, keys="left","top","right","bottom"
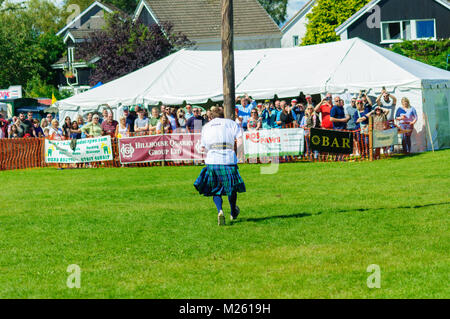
{"left": 56, "top": 38, "right": 450, "bottom": 152}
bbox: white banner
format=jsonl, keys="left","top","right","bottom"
{"left": 45, "top": 136, "right": 113, "bottom": 163}
{"left": 373, "top": 128, "right": 398, "bottom": 148}
{"left": 0, "top": 85, "right": 22, "bottom": 100}
{"left": 244, "top": 128, "right": 304, "bottom": 158}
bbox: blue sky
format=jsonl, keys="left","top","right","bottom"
{"left": 285, "top": 0, "right": 307, "bottom": 23}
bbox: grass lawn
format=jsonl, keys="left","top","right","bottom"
{"left": 0, "top": 150, "right": 449, "bottom": 298}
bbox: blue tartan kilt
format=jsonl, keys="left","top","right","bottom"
{"left": 194, "top": 164, "right": 246, "bottom": 196}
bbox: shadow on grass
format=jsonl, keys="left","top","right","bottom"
{"left": 235, "top": 201, "right": 449, "bottom": 224}
{"left": 385, "top": 153, "right": 424, "bottom": 160}
{"left": 334, "top": 201, "right": 450, "bottom": 214}
{"left": 236, "top": 212, "right": 320, "bottom": 223}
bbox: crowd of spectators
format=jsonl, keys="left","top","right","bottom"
{"left": 233, "top": 90, "right": 417, "bottom": 154}
{"left": 0, "top": 89, "right": 417, "bottom": 154}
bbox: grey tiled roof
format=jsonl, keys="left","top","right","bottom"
{"left": 142, "top": 0, "right": 281, "bottom": 39}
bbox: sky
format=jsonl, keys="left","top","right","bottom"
{"left": 286, "top": 0, "right": 307, "bottom": 23}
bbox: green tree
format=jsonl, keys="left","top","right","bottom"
{"left": 258, "top": 0, "right": 288, "bottom": 25}
{"left": 0, "top": 0, "right": 65, "bottom": 89}
{"left": 302, "top": 0, "right": 370, "bottom": 45}
{"left": 390, "top": 39, "right": 450, "bottom": 71}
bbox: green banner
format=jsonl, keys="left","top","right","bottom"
{"left": 45, "top": 136, "right": 113, "bottom": 164}
{"left": 373, "top": 128, "right": 398, "bottom": 148}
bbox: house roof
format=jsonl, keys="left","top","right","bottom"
{"left": 66, "top": 29, "right": 98, "bottom": 41}
{"left": 56, "top": 1, "right": 128, "bottom": 36}
{"left": 54, "top": 49, "right": 98, "bottom": 66}
{"left": 136, "top": 0, "right": 281, "bottom": 39}
{"left": 335, "top": 0, "right": 450, "bottom": 34}
{"left": 281, "top": 0, "right": 317, "bottom": 33}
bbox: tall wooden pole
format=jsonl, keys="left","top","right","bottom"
{"left": 221, "top": 0, "right": 235, "bottom": 120}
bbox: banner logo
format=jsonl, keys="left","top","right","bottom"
{"left": 310, "top": 128, "right": 353, "bottom": 154}
{"left": 120, "top": 143, "right": 134, "bottom": 159}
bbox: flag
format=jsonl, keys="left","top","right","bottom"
{"left": 51, "top": 93, "right": 57, "bottom": 105}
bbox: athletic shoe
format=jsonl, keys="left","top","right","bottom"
{"left": 218, "top": 210, "right": 225, "bottom": 226}
{"left": 230, "top": 206, "right": 240, "bottom": 221}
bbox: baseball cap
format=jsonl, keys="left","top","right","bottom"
{"left": 123, "top": 106, "right": 129, "bottom": 111}
{"left": 306, "top": 95, "right": 312, "bottom": 99}
{"left": 292, "top": 99, "right": 298, "bottom": 103}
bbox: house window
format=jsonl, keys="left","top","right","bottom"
{"left": 381, "top": 19, "right": 436, "bottom": 43}
{"left": 416, "top": 19, "right": 435, "bottom": 39}
{"left": 381, "top": 21, "right": 411, "bottom": 41}
{"left": 293, "top": 35, "right": 299, "bottom": 46}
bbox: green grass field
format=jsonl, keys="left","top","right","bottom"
{"left": 0, "top": 150, "right": 449, "bottom": 298}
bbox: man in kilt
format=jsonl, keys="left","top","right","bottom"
{"left": 194, "top": 106, "right": 246, "bottom": 226}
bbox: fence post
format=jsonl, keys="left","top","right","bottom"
{"left": 162, "top": 129, "right": 165, "bottom": 167}
{"left": 369, "top": 116, "right": 374, "bottom": 161}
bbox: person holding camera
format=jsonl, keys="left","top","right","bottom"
{"left": 315, "top": 93, "right": 333, "bottom": 129}
{"left": 376, "top": 89, "right": 397, "bottom": 123}
{"left": 358, "top": 90, "right": 373, "bottom": 112}
{"left": 261, "top": 101, "right": 276, "bottom": 129}
{"left": 291, "top": 100, "right": 305, "bottom": 126}
{"left": 276, "top": 101, "right": 294, "bottom": 127}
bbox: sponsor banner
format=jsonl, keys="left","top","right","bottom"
{"left": 374, "top": 128, "right": 398, "bottom": 148}
{"left": 244, "top": 128, "right": 304, "bottom": 158}
{"left": 118, "top": 133, "right": 205, "bottom": 164}
{"left": 0, "top": 85, "right": 22, "bottom": 100}
{"left": 45, "top": 136, "right": 113, "bottom": 163}
{"left": 310, "top": 128, "right": 353, "bottom": 154}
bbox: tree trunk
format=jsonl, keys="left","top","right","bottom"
{"left": 221, "top": 0, "right": 235, "bottom": 120}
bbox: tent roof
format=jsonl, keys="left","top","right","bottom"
{"left": 56, "top": 38, "right": 450, "bottom": 109}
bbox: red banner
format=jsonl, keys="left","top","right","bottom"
{"left": 118, "top": 133, "right": 205, "bottom": 164}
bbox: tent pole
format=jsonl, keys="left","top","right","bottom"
{"left": 424, "top": 112, "right": 435, "bottom": 153}
{"left": 221, "top": 0, "right": 235, "bottom": 120}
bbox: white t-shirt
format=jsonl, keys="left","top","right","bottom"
{"left": 380, "top": 97, "right": 395, "bottom": 121}
{"left": 201, "top": 118, "right": 242, "bottom": 165}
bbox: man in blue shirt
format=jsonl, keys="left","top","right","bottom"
{"left": 272, "top": 100, "right": 285, "bottom": 129}
{"left": 290, "top": 99, "right": 305, "bottom": 126}
{"left": 236, "top": 94, "right": 256, "bottom": 130}
{"left": 330, "top": 97, "right": 350, "bottom": 130}
{"left": 260, "top": 101, "right": 277, "bottom": 129}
